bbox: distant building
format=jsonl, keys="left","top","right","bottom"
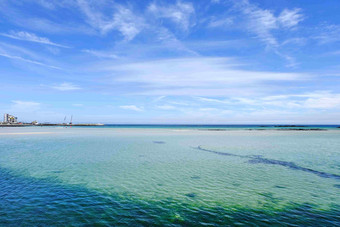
{"left": 3, "top": 114, "right": 18, "bottom": 124}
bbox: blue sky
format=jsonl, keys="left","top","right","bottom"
{"left": 1, "top": 0, "right": 340, "bottom": 124}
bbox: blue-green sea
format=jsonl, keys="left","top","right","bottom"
{"left": 1, "top": 125, "right": 340, "bottom": 226}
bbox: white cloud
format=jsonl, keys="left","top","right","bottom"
{"left": 236, "top": 1, "right": 303, "bottom": 47}
{"left": 314, "top": 24, "right": 340, "bottom": 44}
{"left": 196, "top": 97, "right": 231, "bottom": 104}
{"left": 0, "top": 31, "right": 70, "bottom": 48}
{"left": 77, "top": 0, "right": 144, "bottom": 40}
{"left": 154, "top": 27, "right": 199, "bottom": 56}
{"left": 278, "top": 8, "right": 304, "bottom": 29}
{"left": 12, "top": 100, "right": 41, "bottom": 109}
{"left": 120, "top": 105, "right": 143, "bottom": 111}
{"left": 10, "top": 100, "right": 41, "bottom": 114}
{"left": 100, "top": 57, "right": 307, "bottom": 96}
{"left": 240, "top": 2, "right": 278, "bottom": 47}
{"left": 83, "top": 49, "right": 118, "bottom": 59}
{"left": 236, "top": 92, "right": 340, "bottom": 109}
{"left": 303, "top": 94, "right": 340, "bottom": 109}
{"left": 147, "top": 1, "right": 195, "bottom": 31}
{"left": 281, "top": 37, "right": 306, "bottom": 46}
{"left": 51, "top": 82, "right": 81, "bottom": 91}
{"left": 0, "top": 51, "right": 61, "bottom": 69}
{"left": 0, "top": 1, "right": 92, "bottom": 35}
{"left": 113, "top": 6, "right": 144, "bottom": 41}
{"left": 231, "top": 1, "right": 303, "bottom": 66}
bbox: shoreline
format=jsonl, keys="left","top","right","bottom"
{"left": 0, "top": 123, "right": 104, "bottom": 127}
{"left": 0, "top": 132, "right": 55, "bottom": 135}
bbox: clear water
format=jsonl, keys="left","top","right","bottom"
{"left": 0, "top": 126, "right": 339, "bottom": 225}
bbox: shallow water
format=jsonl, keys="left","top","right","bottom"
{"left": 0, "top": 127, "right": 339, "bottom": 225}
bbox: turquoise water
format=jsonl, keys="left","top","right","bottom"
{"left": 0, "top": 126, "right": 340, "bottom": 225}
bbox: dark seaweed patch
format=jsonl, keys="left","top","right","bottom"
{"left": 248, "top": 157, "right": 340, "bottom": 180}
{"left": 153, "top": 141, "right": 166, "bottom": 144}
{"left": 1, "top": 167, "right": 340, "bottom": 226}
{"left": 274, "top": 185, "right": 286, "bottom": 189}
{"left": 51, "top": 170, "right": 64, "bottom": 174}
{"left": 197, "top": 129, "right": 227, "bottom": 131}
{"left": 275, "top": 125, "right": 306, "bottom": 127}
{"left": 195, "top": 146, "right": 340, "bottom": 181}
{"left": 276, "top": 128, "right": 327, "bottom": 131}
{"left": 185, "top": 193, "right": 196, "bottom": 198}
{"left": 196, "top": 146, "right": 241, "bottom": 157}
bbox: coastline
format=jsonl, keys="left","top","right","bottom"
{"left": 0, "top": 123, "right": 104, "bottom": 127}
{"left": 0, "top": 132, "right": 55, "bottom": 135}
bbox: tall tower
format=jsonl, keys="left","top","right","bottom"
{"left": 3, "top": 114, "right": 9, "bottom": 123}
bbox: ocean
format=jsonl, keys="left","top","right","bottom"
{"left": 0, "top": 126, "right": 339, "bottom": 225}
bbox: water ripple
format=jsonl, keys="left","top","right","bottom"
{"left": 1, "top": 168, "right": 340, "bottom": 226}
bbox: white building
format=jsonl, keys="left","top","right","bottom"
{"left": 3, "top": 114, "right": 18, "bottom": 123}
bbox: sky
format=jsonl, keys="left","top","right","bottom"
{"left": 1, "top": 0, "right": 340, "bottom": 124}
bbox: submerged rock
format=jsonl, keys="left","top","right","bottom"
{"left": 276, "top": 128, "right": 326, "bottom": 131}
{"left": 153, "top": 141, "right": 166, "bottom": 144}
{"left": 185, "top": 193, "right": 196, "bottom": 198}
{"left": 275, "top": 125, "right": 306, "bottom": 127}
{"left": 274, "top": 185, "right": 286, "bottom": 189}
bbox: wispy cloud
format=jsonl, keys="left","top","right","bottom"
{"left": 201, "top": 91, "right": 340, "bottom": 110}
{"left": 264, "top": 92, "right": 340, "bottom": 109}
{"left": 82, "top": 49, "right": 118, "bottom": 59}
{"left": 147, "top": 1, "right": 195, "bottom": 31}
{"left": 232, "top": 0, "right": 303, "bottom": 66}
{"left": 100, "top": 57, "right": 306, "bottom": 96}
{"left": 51, "top": 82, "right": 81, "bottom": 91}
{"left": 277, "top": 8, "right": 304, "bottom": 29}
{"left": 314, "top": 24, "right": 340, "bottom": 44}
{"left": 119, "top": 105, "right": 143, "bottom": 111}
{"left": 77, "top": 0, "right": 144, "bottom": 40}
{"left": 303, "top": 94, "right": 340, "bottom": 109}
{"left": 0, "top": 2, "right": 92, "bottom": 35}
{"left": 196, "top": 96, "right": 231, "bottom": 104}
{"left": 236, "top": 1, "right": 303, "bottom": 47}
{"left": 10, "top": 100, "right": 41, "bottom": 113}
{"left": 12, "top": 100, "right": 41, "bottom": 108}
{"left": 0, "top": 51, "right": 62, "bottom": 69}
{"left": 0, "top": 31, "right": 70, "bottom": 48}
